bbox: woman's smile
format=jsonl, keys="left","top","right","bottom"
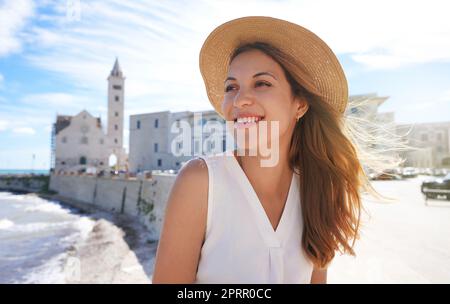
{"left": 234, "top": 115, "right": 265, "bottom": 129}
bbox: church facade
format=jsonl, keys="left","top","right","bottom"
{"left": 51, "top": 59, "right": 128, "bottom": 174}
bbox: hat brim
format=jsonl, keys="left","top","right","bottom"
{"left": 199, "top": 16, "right": 348, "bottom": 118}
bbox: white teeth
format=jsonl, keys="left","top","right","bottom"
{"left": 236, "top": 116, "right": 261, "bottom": 123}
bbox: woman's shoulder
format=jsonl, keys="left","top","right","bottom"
{"left": 177, "top": 157, "right": 208, "bottom": 184}
{"left": 175, "top": 152, "right": 232, "bottom": 190}
{"left": 172, "top": 157, "right": 209, "bottom": 205}
{"left": 162, "top": 157, "right": 209, "bottom": 241}
{"left": 152, "top": 157, "right": 209, "bottom": 283}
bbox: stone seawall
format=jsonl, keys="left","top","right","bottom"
{"left": 49, "top": 174, "right": 176, "bottom": 240}
{"left": 0, "top": 175, "right": 49, "bottom": 193}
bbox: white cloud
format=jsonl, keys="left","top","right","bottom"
{"left": 12, "top": 127, "right": 36, "bottom": 135}
{"left": 0, "top": 119, "right": 9, "bottom": 131}
{"left": 21, "top": 92, "right": 85, "bottom": 108}
{"left": 0, "top": 92, "right": 96, "bottom": 139}
{"left": 0, "top": 73, "right": 4, "bottom": 88}
{"left": 0, "top": 0, "right": 35, "bottom": 56}
{"left": 292, "top": 0, "right": 450, "bottom": 69}
{"left": 0, "top": 105, "right": 56, "bottom": 129}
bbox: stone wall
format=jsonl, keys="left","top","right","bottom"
{"left": 49, "top": 174, "right": 176, "bottom": 240}
{"left": 0, "top": 175, "right": 49, "bottom": 193}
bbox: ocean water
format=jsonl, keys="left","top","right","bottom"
{"left": 0, "top": 169, "right": 49, "bottom": 175}
{"left": 0, "top": 191, "right": 94, "bottom": 283}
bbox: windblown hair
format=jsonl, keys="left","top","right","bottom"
{"left": 230, "top": 42, "right": 408, "bottom": 269}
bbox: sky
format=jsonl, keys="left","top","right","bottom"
{"left": 0, "top": 0, "right": 449, "bottom": 169}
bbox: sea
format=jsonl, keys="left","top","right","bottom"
{"left": 0, "top": 191, "right": 94, "bottom": 283}
{"left": 0, "top": 169, "right": 49, "bottom": 175}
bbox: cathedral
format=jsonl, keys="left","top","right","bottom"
{"left": 51, "top": 59, "right": 128, "bottom": 174}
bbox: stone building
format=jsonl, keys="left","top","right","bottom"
{"left": 51, "top": 59, "right": 128, "bottom": 173}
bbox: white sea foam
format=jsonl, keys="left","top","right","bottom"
{"left": 71, "top": 217, "right": 95, "bottom": 240}
{"left": 0, "top": 218, "right": 14, "bottom": 230}
{"left": 1, "top": 191, "right": 151, "bottom": 283}
{"left": 0, "top": 192, "right": 26, "bottom": 201}
{"left": 24, "top": 201, "right": 70, "bottom": 215}
{"left": 20, "top": 253, "right": 68, "bottom": 284}
{"left": 1, "top": 221, "right": 73, "bottom": 233}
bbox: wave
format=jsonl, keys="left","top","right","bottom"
{"left": 0, "top": 192, "right": 96, "bottom": 283}
{"left": 19, "top": 253, "right": 68, "bottom": 284}
{"left": 0, "top": 220, "right": 73, "bottom": 232}
{"left": 0, "top": 218, "right": 14, "bottom": 229}
{"left": 0, "top": 192, "right": 27, "bottom": 201}
{"left": 24, "top": 202, "right": 70, "bottom": 215}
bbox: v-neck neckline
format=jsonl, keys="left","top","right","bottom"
{"left": 227, "top": 151, "right": 297, "bottom": 247}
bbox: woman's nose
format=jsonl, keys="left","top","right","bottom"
{"left": 233, "top": 89, "right": 255, "bottom": 108}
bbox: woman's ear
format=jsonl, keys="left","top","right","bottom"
{"left": 294, "top": 96, "right": 309, "bottom": 120}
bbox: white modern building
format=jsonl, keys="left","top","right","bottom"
{"left": 51, "top": 59, "right": 128, "bottom": 173}
{"left": 396, "top": 121, "right": 450, "bottom": 168}
{"left": 129, "top": 110, "right": 226, "bottom": 172}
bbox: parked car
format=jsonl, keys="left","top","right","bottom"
{"left": 433, "top": 168, "right": 449, "bottom": 177}
{"left": 419, "top": 167, "right": 434, "bottom": 175}
{"left": 369, "top": 169, "right": 402, "bottom": 180}
{"left": 421, "top": 173, "right": 450, "bottom": 200}
{"left": 401, "top": 167, "right": 419, "bottom": 178}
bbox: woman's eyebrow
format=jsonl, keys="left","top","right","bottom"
{"left": 224, "top": 72, "right": 277, "bottom": 83}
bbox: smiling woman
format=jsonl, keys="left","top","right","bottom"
{"left": 152, "top": 16, "right": 400, "bottom": 284}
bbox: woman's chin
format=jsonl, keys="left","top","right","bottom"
{"left": 235, "top": 141, "right": 274, "bottom": 155}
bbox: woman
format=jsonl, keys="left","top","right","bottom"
{"left": 152, "top": 16, "right": 389, "bottom": 284}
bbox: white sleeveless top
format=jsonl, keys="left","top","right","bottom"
{"left": 195, "top": 152, "right": 313, "bottom": 284}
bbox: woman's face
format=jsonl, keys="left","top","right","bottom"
{"left": 222, "top": 49, "right": 308, "bottom": 154}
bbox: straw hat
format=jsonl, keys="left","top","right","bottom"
{"left": 199, "top": 16, "right": 348, "bottom": 118}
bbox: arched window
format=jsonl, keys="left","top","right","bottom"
{"left": 79, "top": 156, "right": 87, "bottom": 165}
{"left": 109, "top": 154, "right": 117, "bottom": 169}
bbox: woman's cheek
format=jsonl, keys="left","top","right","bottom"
{"left": 264, "top": 117, "right": 290, "bottom": 146}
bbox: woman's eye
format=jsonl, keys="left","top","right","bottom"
{"left": 224, "top": 81, "right": 271, "bottom": 93}
{"left": 256, "top": 81, "right": 271, "bottom": 87}
{"left": 225, "top": 85, "right": 235, "bottom": 92}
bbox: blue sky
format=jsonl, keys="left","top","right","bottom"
{"left": 0, "top": 0, "right": 449, "bottom": 169}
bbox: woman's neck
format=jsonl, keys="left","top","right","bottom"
{"left": 233, "top": 141, "right": 293, "bottom": 199}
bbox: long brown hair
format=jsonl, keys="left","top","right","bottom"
{"left": 230, "top": 42, "right": 401, "bottom": 269}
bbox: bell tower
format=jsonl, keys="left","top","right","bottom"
{"left": 107, "top": 58, "right": 125, "bottom": 146}
{"left": 106, "top": 58, "right": 126, "bottom": 171}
